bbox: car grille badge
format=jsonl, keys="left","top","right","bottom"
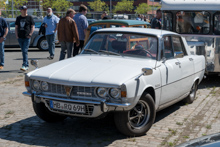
{"left": 64, "top": 86, "right": 72, "bottom": 97}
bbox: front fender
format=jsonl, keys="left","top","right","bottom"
{"left": 32, "top": 35, "right": 45, "bottom": 47}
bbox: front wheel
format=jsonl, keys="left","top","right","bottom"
{"left": 114, "top": 93, "right": 156, "bottom": 136}
{"left": 33, "top": 102, "right": 67, "bottom": 123}
{"left": 37, "top": 37, "right": 49, "bottom": 51}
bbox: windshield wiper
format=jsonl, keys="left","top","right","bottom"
{"left": 83, "top": 49, "right": 100, "bottom": 54}
{"left": 98, "top": 50, "right": 121, "bottom": 56}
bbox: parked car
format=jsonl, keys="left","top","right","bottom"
{"left": 23, "top": 28, "right": 205, "bottom": 136}
{"left": 87, "top": 19, "right": 96, "bottom": 24}
{"left": 85, "top": 19, "right": 151, "bottom": 42}
{"left": 177, "top": 133, "right": 220, "bottom": 147}
{"left": 5, "top": 18, "right": 48, "bottom": 51}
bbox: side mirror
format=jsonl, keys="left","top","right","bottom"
{"left": 31, "top": 59, "right": 39, "bottom": 69}
{"left": 142, "top": 68, "right": 153, "bottom": 76}
{"left": 174, "top": 52, "right": 184, "bottom": 58}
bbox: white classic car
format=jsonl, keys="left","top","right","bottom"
{"left": 23, "top": 28, "right": 205, "bottom": 136}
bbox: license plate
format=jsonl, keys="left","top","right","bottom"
{"left": 49, "top": 100, "right": 86, "bottom": 113}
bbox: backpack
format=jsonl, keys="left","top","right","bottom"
{"left": 39, "top": 23, "right": 46, "bottom": 36}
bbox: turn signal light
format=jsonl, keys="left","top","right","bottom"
{"left": 121, "top": 91, "right": 127, "bottom": 97}
{"left": 25, "top": 81, "right": 30, "bottom": 87}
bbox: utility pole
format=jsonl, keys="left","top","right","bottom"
{"left": 12, "top": 0, "right": 14, "bottom": 18}
{"left": 110, "top": 0, "right": 112, "bottom": 18}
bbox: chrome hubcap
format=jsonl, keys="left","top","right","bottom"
{"left": 40, "top": 40, "right": 48, "bottom": 50}
{"left": 128, "top": 100, "right": 150, "bottom": 129}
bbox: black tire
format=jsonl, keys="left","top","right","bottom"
{"left": 114, "top": 93, "right": 156, "bottom": 136}
{"left": 37, "top": 37, "right": 49, "bottom": 51}
{"left": 33, "top": 102, "right": 67, "bottom": 123}
{"left": 183, "top": 81, "right": 198, "bottom": 104}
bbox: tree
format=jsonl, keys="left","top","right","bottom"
{"left": 88, "top": 0, "right": 108, "bottom": 12}
{"left": 135, "top": 3, "right": 151, "bottom": 14}
{"left": 5, "top": 0, "right": 28, "bottom": 10}
{"left": 42, "top": 0, "right": 73, "bottom": 12}
{"left": 113, "top": 0, "right": 134, "bottom": 13}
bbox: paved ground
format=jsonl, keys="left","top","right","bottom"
{"left": 0, "top": 73, "right": 220, "bottom": 147}
{"left": 0, "top": 48, "right": 220, "bottom": 147}
{"left": 0, "top": 47, "right": 60, "bottom": 81}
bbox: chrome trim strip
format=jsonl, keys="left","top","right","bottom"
{"left": 22, "top": 91, "right": 130, "bottom": 107}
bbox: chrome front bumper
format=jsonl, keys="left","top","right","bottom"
{"left": 23, "top": 91, "right": 131, "bottom": 118}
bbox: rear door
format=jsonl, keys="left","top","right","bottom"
{"left": 159, "top": 36, "right": 182, "bottom": 105}
{"left": 172, "top": 36, "right": 195, "bottom": 95}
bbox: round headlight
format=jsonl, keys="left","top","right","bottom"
{"left": 97, "top": 88, "right": 108, "bottom": 98}
{"left": 41, "top": 81, "right": 49, "bottom": 91}
{"left": 33, "top": 80, "right": 40, "bottom": 90}
{"left": 110, "top": 88, "right": 120, "bottom": 99}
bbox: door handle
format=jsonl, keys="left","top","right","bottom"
{"left": 189, "top": 58, "right": 193, "bottom": 61}
{"left": 175, "top": 62, "right": 180, "bottom": 65}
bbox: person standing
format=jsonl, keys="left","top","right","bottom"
{"left": 73, "top": 4, "right": 88, "bottom": 57}
{"left": 151, "top": 9, "right": 162, "bottom": 29}
{"left": 0, "top": 10, "right": 8, "bottom": 70}
{"left": 58, "top": 9, "right": 79, "bottom": 60}
{"left": 101, "top": 11, "right": 109, "bottom": 20}
{"left": 15, "top": 6, "right": 35, "bottom": 71}
{"left": 43, "top": 8, "right": 60, "bottom": 60}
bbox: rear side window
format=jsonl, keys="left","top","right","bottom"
{"left": 214, "top": 13, "right": 220, "bottom": 35}
{"left": 172, "top": 36, "right": 187, "bottom": 56}
{"left": 163, "top": 36, "right": 174, "bottom": 59}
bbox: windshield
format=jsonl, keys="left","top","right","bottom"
{"left": 83, "top": 33, "right": 158, "bottom": 59}
{"left": 176, "top": 11, "right": 210, "bottom": 34}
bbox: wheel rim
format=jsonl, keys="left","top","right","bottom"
{"left": 189, "top": 83, "right": 197, "bottom": 98}
{"left": 128, "top": 100, "right": 150, "bottom": 129}
{"left": 40, "top": 40, "right": 48, "bottom": 50}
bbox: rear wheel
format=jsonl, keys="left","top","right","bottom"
{"left": 33, "top": 102, "right": 67, "bottom": 122}
{"left": 114, "top": 93, "right": 156, "bottom": 136}
{"left": 183, "top": 81, "right": 198, "bottom": 104}
{"left": 38, "top": 37, "right": 48, "bottom": 51}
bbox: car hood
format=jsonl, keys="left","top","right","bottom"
{"left": 29, "top": 55, "right": 156, "bottom": 86}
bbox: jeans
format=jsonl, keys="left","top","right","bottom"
{"left": 18, "top": 38, "right": 31, "bottom": 67}
{"left": 73, "top": 40, "right": 84, "bottom": 57}
{"left": 59, "top": 41, "right": 73, "bottom": 61}
{"left": 46, "top": 33, "right": 56, "bottom": 57}
{"left": 0, "top": 41, "right": 5, "bottom": 66}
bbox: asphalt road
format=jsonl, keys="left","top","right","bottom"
{"left": 0, "top": 47, "right": 61, "bottom": 81}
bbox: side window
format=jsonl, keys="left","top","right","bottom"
{"left": 162, "top": 12, "right": 173, "bottom": 31}
{"left": 172, "top": 36, "right": 186, "bottom": 56}
{"left": 163, "top": 36, "right": 174, "bottom": 59}
{"left": 214, "top": 13, "right": 220, "bottom": 35}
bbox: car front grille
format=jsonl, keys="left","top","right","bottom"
{"left": 31, "top": 80, "right": 96, "bottom": 98}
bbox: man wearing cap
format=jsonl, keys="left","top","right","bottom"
{"left": 0, "top": 10, "right": 8, "bottom": 70}
{"left": 43, "top": 8, "right": 60, "bottom": 60}
{"left": 15, "top": 6, "right": 35, "bottom": 71}
{"left": 58, "top": 9, "right": 79, "bottom": 60}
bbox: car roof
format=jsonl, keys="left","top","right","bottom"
{"left": 95, "top": 27, "right": 178, "bottom": 36}
{"left": 89, "top": 19, "right": 150, "bottom": 26}
{"left": 161, "top": 0, "right": 220, "bottom": 11}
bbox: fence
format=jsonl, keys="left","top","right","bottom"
{"left": 1, "top": 10, "right": 154, "bottom": 21}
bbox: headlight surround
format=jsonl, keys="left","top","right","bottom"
{"left": 41, "top": 81, "right": 49, "bottom": 91}
{"left": 33, "top": 80, "right": 40, "bottom": 90}
{"left": 97, "top": 87, "right": 108, "bottom": 98}
{"left": 109, "top": 88, "right": 121, "bottom": 99}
